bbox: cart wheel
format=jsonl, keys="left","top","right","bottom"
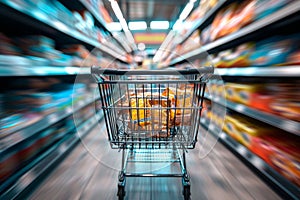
{"left": 183, "top": 186, "right": 191, "bottom": 200}
{"left": 118, "top": 185, "right": 125, "bottom": 200}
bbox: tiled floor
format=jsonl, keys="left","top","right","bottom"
{"left": 30, "top": 120, "right": 281, "bottom": 200}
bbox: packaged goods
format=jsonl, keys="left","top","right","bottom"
{"left": 130, "top": 98, "right": 151, "bottom": 126}
{"left": 287, "top": 50, "right": 300, "bottom": 65}
{"left": 250, "top": 133, "right": 300, "bottom": 186}
{"left": 255, "top": 0, "right": 292, "bottom": 20}
{"left": 249, "top": 36, "right": 296, "bottom": 66}
{"left": 127, "top": 87, "right": 194, "bottom": 134}
{"left": 225, "top": 83, "right": 265, "bottom": 106}
{"left": 0, "top": 149, "right": 19, "bottom": 181}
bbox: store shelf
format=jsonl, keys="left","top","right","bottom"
{"left": 200, "top": 118, "right": 300, "bottom": 200}
{"left": 0, "top": 96, "right": 99, "bottom": 157}
{"left": 170, "top": 1, "right": 300, "bottom": 65}
{"left": 0, "top": 0, "right": 128, "bottom": 63}
{"left": 0, "top": 65, "right": 90, "bottom": 76}
{"left": 215, "top": 66, "right": 300, "bottom": 77}
{"left": 78, "top": 0, "right": 110, "bottom": 32}
{"left": 0, "top": 112, "right": 102, "bottom": 199}
{"left": 176, "top": 0, "right": 228, "bottom": 45}
{"left": 78, "top": 0, "right": 132, "bottom": 53}
{"left": 204, "top": 94, "right": 300, "bottom": 135}
{"left": 59, "top": 0, "right": 130, "bottom": 56}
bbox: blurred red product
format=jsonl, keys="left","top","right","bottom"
{"left": 250, "top": 93, "right": 274, "bottom": 113}
{"left": 250, "top": 134, "right": 300, "bottom": 186}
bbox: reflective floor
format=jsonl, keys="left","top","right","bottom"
{"left": 30, "top": 120, "right": 281, "bottom": 200}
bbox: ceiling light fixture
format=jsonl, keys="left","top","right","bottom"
{"left": 109, "top": 0, "right": 136, "bottom": 50}
{"left": 172, "top": 20, "right": 183, "bottom": 30}
{"left": 128, "top": 21, "right": 147, "bottom": 30}
{"left": 179, "top": 2, "right": 194, "bottom": 21}
{"left": 150, "top": 21, "right": 169, "bottom": 30}
{"left": 107, "top": 22, "right": 122, "bottom": 31}
{"left": 111, "top": 0, "right": 123, "bottom": 19}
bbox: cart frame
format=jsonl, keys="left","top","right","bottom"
{"left": 92, "top": 66, "right": 213, "bottom": 200}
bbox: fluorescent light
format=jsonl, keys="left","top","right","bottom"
{"left": 172, "top": 20, "right": 183, "bottom": 30}
{"left": 179, "top": 2, "right": 194, "bottom": 21}
{"left": 120, "top": 18, "right": 129, "bottom": 31}
{"left": 107, "top": 22, "right": 122, "bottom": 31}
{"left": 128, "top": 21, "right": 147, "bottom": 30}
{"left": 150, "top": 21, "right": 169, "bottom": 30}
{"left": 111, "top": 0, "right": 123, "bottom": 19}
{"left": 137, "top": 43, "right": 146, "bottom": 51}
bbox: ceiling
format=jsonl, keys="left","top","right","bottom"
{"left": 103, "top": 0, "right": 190, "bottom": 30}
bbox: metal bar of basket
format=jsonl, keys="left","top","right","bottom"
{"left": 99, "top": 80, "right": 205, "bottom": 84}
{"left": 91, "top": 66, "right": 214, "bottom": 76}
{"left": 193, "top": 83, "right": 207, "bottom": 146}
{"left": 124, "top": 173, "right": 183, "bottom": 177}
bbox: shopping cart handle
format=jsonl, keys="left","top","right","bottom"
{"left": 91, "top": 66, "right": 214, "bottom": 76}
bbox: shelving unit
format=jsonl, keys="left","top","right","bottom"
{"left": 0, "top": 65, "right": 90, "bottom": 76}
{"left": 0, "top": 0, "right": 120, "bottom": 197}
{"left": 204, "top": 94, "right": 300, "bottom": 135}
{"left": 170, "top": 1, "right": 300, "bottom": 65}
{"left": 0, "top": 96, "right": 99, "bottom": 158}
{"left": 159, "top": 1, "right": 300, "bottom": 199}
{"left": 0, "top": 0, "right": 129, "bottom": 63}
{"left": 215, "top": 66, "right": 300, "bottom": 77}
{"left": 0, "top": 112, "right": 103, "bottom": 200}
{"left": 175, "top": 0, "right": 228, "bottom": 46}
{"left": 200, "top": 117, "right": 300, "bottom": 200}
{"left": 58, "top": 0, "right": 132, "bottom": 54}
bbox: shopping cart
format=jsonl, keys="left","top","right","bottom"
{"left": 92, "top": 66, "right": 213, "bottom": 200}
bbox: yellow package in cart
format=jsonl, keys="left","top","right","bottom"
{"left": 130, "top": 98, "right": 151, "bottom": 126}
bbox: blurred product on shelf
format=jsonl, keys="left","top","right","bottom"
{"left": 211, "top": 34, "right": 300, "bottom": 68}
{"left": 0, "top": 103, "right": 95, "bottom": 183}
{"left": 203, "top": 106, "right": 300, "bottom": 187}
{"left": 0, "top": 32, "right": 121, "bottom": 68}
{"left": 85, "top": 0, "right": 113, "bottom": 23}
{"left": 249, "top": 35, "right": 299, "bottom": 66}
{"left": 254, "top": 0, "right": 292, "bottom": 20}
{"left": 206, "top": 81, "right": 300, "bottom": 121}
{"left": 250, "top": 132, "right": 300, "bottom": 187}
{"left": 0, "top": 33, "right": 21, "bottom": 55}
{"left": 223, "top": 113, "right": 277, "bottom": 147}
{"left": 0, "top": 77, "right": 97, "bottom": 135}
{"left": 16, "top": 35, "right": 62, "bottom": 60}
{"left": 179, "top": 0, "right": 218, "bottom": 36}
{"left": 60, "top": 44, "right": 117, "bottom": 68}
{"left": 171, "top": 0, "right": 295, "bottom": 61}
{"left": 7, "top": 0, "right": 126, "bottom": 52}
{"left": 212, "top": 42, "right": 255, "bottom": 68}
{"left": 176, "top": 31, "right": 202, "bottom": 56}
{"left": 200, "top": 0, "right": 291, "bottom": 45}
{"left": 208, "top": 81, "right": 300, "bottom": 122}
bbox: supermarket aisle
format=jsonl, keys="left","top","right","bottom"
{"left": 30, "top": 119, "right": 281, "bottom": 200}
